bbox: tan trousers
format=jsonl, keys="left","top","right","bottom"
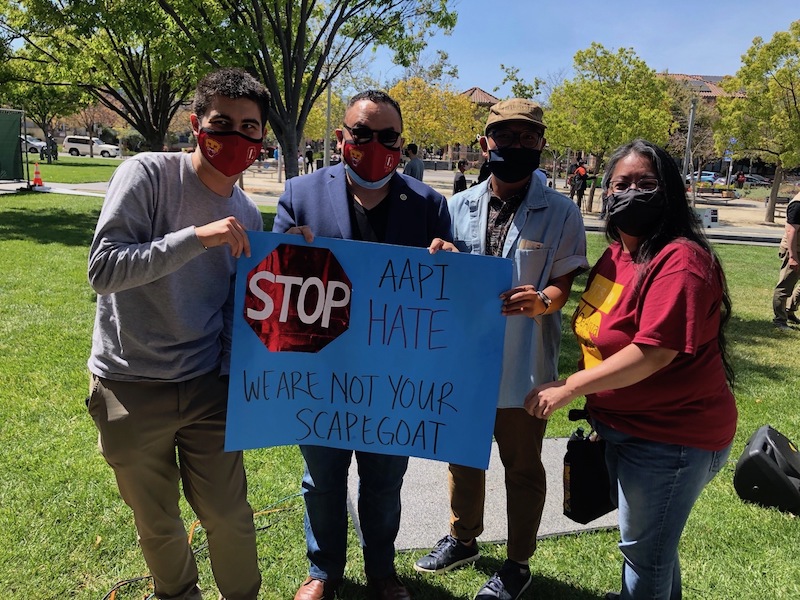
{"left": 87, "top": 371, "right": 261, "bottom": 600}
{"left": 773, "top": 247, "right": 800, "bottom": 324}
{"left": 448, "top": 408, "right": 548, "bottom": 563}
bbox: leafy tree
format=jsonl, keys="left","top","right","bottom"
{"left": 303, "top": 90, "right": 346, "bottom": 145}
{"left": 156, "top": 0, "right": 457, "bottom": 178}
{"left": 0, "top": 63, "right": 83, "bottom": 163}
{"left": 395, "top": 48, "right": 458, "bottom": 86}
{"left": 388, "top": 76, "right": 477, "bottom": 151}
{"left": 717, "top": 20, "right": 800, "bottom": 222}
{"left": 493, "top": 64, "right": 543, "bottom": 100}
{"left": 546, "top": 43, "right": 673, "bottom": 211}
{"left": 2, "top": 0, "right": 202, "bottom": 151}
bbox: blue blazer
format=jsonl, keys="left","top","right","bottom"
{"left": 273, "top": 163, "right": 453, "bottom": 247}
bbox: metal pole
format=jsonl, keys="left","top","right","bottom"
{"left": 681, "top": 98, "right": 697, "bottom": 185}
{"left": 324, "top": 78, "right": 332, "bottom": 168}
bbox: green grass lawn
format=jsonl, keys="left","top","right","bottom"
{"left": 21, "top": 155, "right": 123, "bottom": 184}
{"left": 1, "top": 191, "right": 799, "bottom": 599}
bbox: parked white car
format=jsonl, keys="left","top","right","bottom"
{"left": 19, "top": 135, "right": 47, "bottom": 153}
{"left": 63, "top": 135, "right": 120, "bottom": 157}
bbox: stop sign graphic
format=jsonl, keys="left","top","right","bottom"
{"left": 244, "top": 243, "right": 352, "bottom": 352}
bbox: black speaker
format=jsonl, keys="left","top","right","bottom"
{"left": 733, "top": 425, "right": 800, "bottom": 514}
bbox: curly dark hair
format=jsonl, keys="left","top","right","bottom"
{"left": 601, "top": 139, "right": 734, "bottom": 387}
{"left": 193, "top": 68, "right": 270, "bottom": 128}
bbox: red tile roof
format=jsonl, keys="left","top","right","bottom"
{"left": 461, "top": 86, "right": 501, "bottom": 107}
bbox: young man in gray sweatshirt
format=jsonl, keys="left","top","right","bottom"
{"left": 86, "top": 68, "right": 268, "bottom": 600}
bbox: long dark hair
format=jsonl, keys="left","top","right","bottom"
{"left": 602, "top": 139, "right": 734, "bottom": 387}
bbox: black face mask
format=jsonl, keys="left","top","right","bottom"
{"left": 606, "top": 188, "right": 666, "bottom": 237}
{"left": 487, "top": 148, "right": 541, "bottom": 183}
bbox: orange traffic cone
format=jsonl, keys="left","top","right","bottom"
{"left": 33, "top": 162, "right": 44, "bottom": 186}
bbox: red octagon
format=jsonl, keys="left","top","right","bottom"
{"left": 244, "top": 243, "right": 351, "bottom": 352}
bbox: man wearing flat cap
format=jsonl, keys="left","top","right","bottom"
{"left": 416, "top": 99, "right": 588, "bottom": 600}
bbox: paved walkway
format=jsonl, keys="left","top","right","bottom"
{"left": 1, "top": 164, "right": 788, "bottom": 246}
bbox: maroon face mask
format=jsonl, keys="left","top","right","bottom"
{"left": 342, "top": 140, "right": 401, "bottom": 189}
{"left": 197, "top": 128, "right": 263, "bottom": 177}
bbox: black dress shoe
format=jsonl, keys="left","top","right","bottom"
{"left": 367, "top": 572, "right": 411, "bottom": 600}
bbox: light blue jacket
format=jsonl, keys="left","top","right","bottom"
{"left": 449, "top": 176, "right": 588, "bottom": 408}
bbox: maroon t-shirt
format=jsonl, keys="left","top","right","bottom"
{"left": 574, "top": 240, "right": 736, "bottom": 451}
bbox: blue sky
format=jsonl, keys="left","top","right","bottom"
{"left": 368, "top": 0, "right": 798, "bottom": 97}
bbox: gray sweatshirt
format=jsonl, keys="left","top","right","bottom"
{"left": 88, "top": 152, "right": 263, "bottom": 382}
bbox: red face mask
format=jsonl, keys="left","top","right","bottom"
{"left": 197, "top": 128, "right": 263, "bottom": 177}
{"left": 342, "top": 140, "right": 401, "bottom": 188}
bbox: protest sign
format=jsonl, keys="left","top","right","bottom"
{"left": 225, "top": 232, "right": 512, "bottom": 469}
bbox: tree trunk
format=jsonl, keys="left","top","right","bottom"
{"left": 278, "top": 128, "right": 301, "bottom": 179}
{"left": 585, "top": 152, "right": 604, "bottom": 213}
{"left": 763, "top": 163, "right": 784, "bottom": 224}
{"left": 145, "top": 133, "right": 166, "bottom": 152}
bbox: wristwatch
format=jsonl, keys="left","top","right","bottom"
{"left": 536, "top": 290, "right": 552, "bottom": 312}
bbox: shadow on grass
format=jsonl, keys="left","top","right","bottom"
{"left": 726, "top": 313, "right": 799, "bottom": 386}
{"left": 338, "top": 566, "right": 605, "bottom": 600}
{"left": 0, "top": 205, "right": 102, "bottom": 247}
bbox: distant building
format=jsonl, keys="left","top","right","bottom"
{"left": 461, "top": 86, "right": 501, "bottom": 108}
{"left": 659, "top": 73, "right": 746, "bottom": 103}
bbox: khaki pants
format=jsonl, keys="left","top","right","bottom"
{"left": 772, "top": 248, "right": 800, "bottom": 324}
{"left": 448, "top": 408, "right": 547, "bottom": 563}
{"left": 87, "top": 371, "right": 261, "bottom": 600}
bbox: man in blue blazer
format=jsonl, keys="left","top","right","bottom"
{"left": 274, "top": 90, "right": 452, "bottom": 600}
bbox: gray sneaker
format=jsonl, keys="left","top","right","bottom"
{"left": 414, "top": 534, "right": 480, "bottom": 574}
{"left": 474, "top": 560, "right": 531, "bottom": 600}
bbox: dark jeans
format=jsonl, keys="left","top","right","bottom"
{"left": 300, "top": 445, "right": 408, "bottom": 580}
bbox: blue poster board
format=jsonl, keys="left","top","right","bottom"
{"left": 225, "top": 233, "right": 512, "bottom": 469}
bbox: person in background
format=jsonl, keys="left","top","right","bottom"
{"left": 735, "top": 170, "right": 746, "bottom": 189}
{"left": 86, "top": 67, "right": 268, "bottom": 600}
{"left": 417, "top": 98, "right": 588, "bottom": 600}
{"left": 403, "top": 142, "right": 425, "bottom": 180}
{"left": 566, "top": 159, "right": 578, "bottom": 196}
{"left": 473, "top": 158, "right": 491, "bottom": 187}
{"left": 305, "top": 144, "right": 315, "bottom": 174}
{"left": 453, "top": 159, "right": 468, "bottom": 194}
{"left": 572, "top": 159, "right": 589, "bottom": 212}
{"left": 274, "top": 89, "right": 452, "bottom": 600}
{"left": 525, "top": 138, "right": 737, "bottom": 600}
{"left": 772, "top": 190, "right": 800, "bottom": 330}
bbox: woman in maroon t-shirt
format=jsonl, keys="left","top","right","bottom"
{"left": 524, "top": 139, "right": 736, "bottom": 600}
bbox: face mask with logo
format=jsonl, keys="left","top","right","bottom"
{"left": 197, "top": 128, "right": 263, "bottom": 177}
{"left": 487, "top": 148, "right": 541, "bottom": 184}
{"left": 606, "top": 188, "right": 666, "bottom": 237}
{"left": 342, "top": 140, "right": 401, "bottom": 190}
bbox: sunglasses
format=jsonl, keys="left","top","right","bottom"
{"left": 342, "top": 124, "right": 401, "bottom": 147}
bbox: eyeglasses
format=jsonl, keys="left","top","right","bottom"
{"left": 487, "top": 128, "right": 542, "bottom": 149}
{"left": 608, "top": 178, "right": 661, "bottom": 193}
{"left": 342, "top": 124, "right": 401, "bottom": 147}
